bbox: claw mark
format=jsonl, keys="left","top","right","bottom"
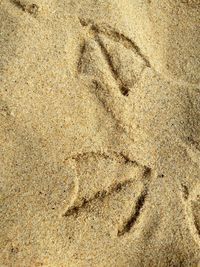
{"left": 118, "top": 188, "right": 148, "bottom": 236}
{"left": 65, "top": 150, "right": 138, "bottom": 166}
{"left": 95, "top": 35, "right": 130, "bottom": 96}
{"left": 94, "top": 36, "right": 119, "bottom": 84}
{"left": 119, "top": 152, "right": 138, "bottom": 165}
{"left": 190, "top": 187, "right": 200, "bottom": 238}
{"left": 63, "top": 179, "right": 134, "bottom": 217}
{"left": 79, "top": 18, "right": 88, "bottom": 27}
{"left": 193, "top": 215, "right": 200, "bottom": 236}
{"left": 118, "top": 167, "right": 151, "bottom": 236}
{"left": 120, "top": 86, "right": 130, "bottom": 97}
{"left": 10, "top": 0, "right": 39, "bottom": 17}
{"left": 77, "top": 40, "right": 87, "bottom": 74}
{"left": 142, "top": 166, "right": 152, "bottom": 183}
{"left": 10, "top": 0, "right": 24, "bottom": 10}
{"left": 181, "top": 183, "right": 189, "bottom": 200}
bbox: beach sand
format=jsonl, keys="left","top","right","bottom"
{"left": 0, "top": 0, "right": 200, "bottom": 266}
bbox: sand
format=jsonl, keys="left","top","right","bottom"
{"left": 0, "top": 0, "right": 200, "bottom": 266}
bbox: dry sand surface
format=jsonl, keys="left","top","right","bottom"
{"left": 0, "top": 0, "right": 200, "bottom": 266}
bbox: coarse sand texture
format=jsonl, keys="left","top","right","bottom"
{"left": 0, "top": 0, "right": 200, "bottom": 266}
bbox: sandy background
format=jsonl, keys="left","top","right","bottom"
{"left": 0, "top": 0, "right": 200, "bottom": 266}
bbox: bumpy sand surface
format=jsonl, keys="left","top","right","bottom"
{"left": 0, "top": 0, "right": 200, "bottom": 266}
